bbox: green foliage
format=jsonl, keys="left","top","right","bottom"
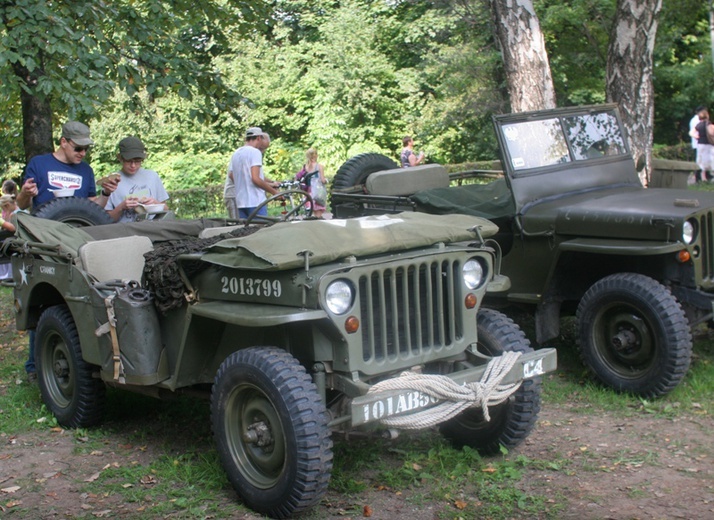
{"left": 538, "top": 0, "right": 613, "bottom": 106}
{"left": 2, "top": 0, "right": 713, "bottom": 180}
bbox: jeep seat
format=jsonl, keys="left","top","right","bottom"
{"left": 366, "top": 164, "right": 449, "bottom": 196}
{"left": 78, "top": 236, "right": 154, "bottom": 283}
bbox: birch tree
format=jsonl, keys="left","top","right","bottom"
{"left": 488, "top": 0, "right": 556, "bottom": 111}
{"left": 605, "top": 0, "right": 662, "bottom": 185}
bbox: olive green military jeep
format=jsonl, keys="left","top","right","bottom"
{"left": 4, "top": 210, "right": 555, "bottom": 519}
{"left": 331, "top": 103, "right": 712, "bottom": 399}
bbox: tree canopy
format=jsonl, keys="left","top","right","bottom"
{"left": 1, "top": 0, "right": 712, "bottom": 190}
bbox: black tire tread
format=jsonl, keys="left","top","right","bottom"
{"left": 440, "top": 308, "right": 541, "bottom": 456}
{"left": 211, "top": 347, "right": 332, "bottom": 519}
{"left": 36, "top": 305, "right": 106, "bottom": 428}
{"left": 33, "top": 197, "right": 113, "bottom": 226}
{"left": 332, "top": 153, "right": 398, "bottom": 191}
{"left": 576, "top": 272, "right": 692, "bottom": 398}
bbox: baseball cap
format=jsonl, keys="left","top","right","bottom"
{"left": 62, "top": 121, "right": 94, "bottom": 146}
{"left": 246, "top": 127, "right": 267, "bottom": 138}
{"left": 118, "top": 136, "right": 147, "bottom": 160}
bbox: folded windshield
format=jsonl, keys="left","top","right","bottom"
{"left": 501, "top": 109, "right": 627, "bottom": 173}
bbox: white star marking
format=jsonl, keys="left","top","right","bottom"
{"left": 19, "top": 263, "right": 28, "bottom": 286}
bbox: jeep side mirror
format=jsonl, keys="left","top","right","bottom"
{"left": 635, "top": 155, "right": 646, "bottom": 172}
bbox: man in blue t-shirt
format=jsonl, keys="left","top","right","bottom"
{"left": 15, "top": 121, "right": 119, "bottom": 384}
{"left": 16, "top": 121, "right": 119, "bottom": 210}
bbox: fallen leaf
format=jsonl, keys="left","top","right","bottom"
{"left": 92, "top": 510, "right": 112, "bottom": 518}
{"left": 50, "top": 427, "right": 64, "bottom": 433}
{"left": 4, "top": 500, "right": 22, "bottom": 508}
{"left": 90, "top": 451, "right": 103, "bottom": 456}
{"left": 481, "top": 466, "right": 497, "bottom": 474}
{"left": 363, "top": 504, "right": 373, "bottom": 517}
{"left": 1, "top": 486, "right": 21, "bottom": 494}
{"left": 411, "top": 463, "right": 422, "bottom": 471}
{"left": 84, "top": 472, "right": 102, "bottom": 483}
{"left": 122, "top": 483, "right": 133, "bottom": 489}
{"left": 454, "top": 500, "right": 467, "bottom": 510}
{"left": 140, "top": 475, "right": 157, "bottom": 486}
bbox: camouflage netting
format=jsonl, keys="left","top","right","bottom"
{"left": 143, "top": 225, "right": 267, "bottom": 314}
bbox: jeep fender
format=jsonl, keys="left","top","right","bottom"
{"left": 533, "top": 238, "right": 686, "bottom": 344}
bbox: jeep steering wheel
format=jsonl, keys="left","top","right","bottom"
{"left": 244, "top": 189, "right": 314, "bottom": 226}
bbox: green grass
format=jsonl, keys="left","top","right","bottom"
{"left": 1, "top": 285, "right": 713, "bottom": 519}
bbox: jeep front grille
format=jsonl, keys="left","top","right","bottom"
{"left": 701, "top": 211, "right": 714, "bottom": 281}
{"left": 358, "top": 260, "right": 463, "bottom": 362}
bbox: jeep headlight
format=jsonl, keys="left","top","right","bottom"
{"left": 682, "top": 220, "right": 695, "bottom": 245}
{"left": 463, "top": 258, "right": 485, "bottom": 290}
{"left": 325, "top": 280, "right": 354, "bottom": 315}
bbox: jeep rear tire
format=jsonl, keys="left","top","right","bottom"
{"left": 36, "top": 305, "right": 106, "bottom": 428}
{"left": 33, "top": 197, "right": 113, "bottom": 226}
{"left": 577, "top": 273, "right": 692, "bottom": 398}
{"left": 439, "top": 309, "right": 541, "bottom": 456}
{"left": 211, "top": 347, "right": 333, "bottom": 519}
{"left": 332, "top": 153, "right": 398, "bottom": 191}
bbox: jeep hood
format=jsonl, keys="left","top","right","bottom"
{"left": 202, "top": 213, "right": 497, "bottom": 270}
{"left": 523, "top": 187, "right": 714, "bottom": 239}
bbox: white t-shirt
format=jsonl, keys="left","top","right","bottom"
{"left": 690, "top": 114, "right": 700, "bottom": 149}
{"left": 231, "top": 145, "right": 265, "bottom": 208}
{"left": 105, "top": 168, "right": 169, "bottom": 223}
{"left": 223, "top": 161, "right": 235, "bottom": 199}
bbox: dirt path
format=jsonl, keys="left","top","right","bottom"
{"left": 2, "top": 401, "right": 712, "bottom": 519}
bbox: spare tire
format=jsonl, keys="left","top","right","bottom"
{"left": 332, "top": 153, "right": 398, "bottom": 191}
{"left": 33, "top": 197, "right": 114, "bottom": 227}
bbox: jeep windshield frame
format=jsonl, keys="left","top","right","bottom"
{"left": 493, "top": 104, "right": 641, "bottom": 212}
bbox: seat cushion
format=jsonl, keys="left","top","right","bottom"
{"left": 78, "top": 236, "right": 154, "bottom": 283}
{"left": 366, "top": 164, "right": 450, "bottom": 196}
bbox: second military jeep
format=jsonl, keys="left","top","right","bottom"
{"left": 4, "top": 210, "right": 555, "bottom": 518}
{"left": 331, "top": 103, "right": 714, "bottom": 399}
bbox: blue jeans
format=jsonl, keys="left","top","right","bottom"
{"left": 238, "top": 206, "right": 268, "bottom": 219}
{"left": 25, "top": 329, "right": 36, "bottom": 374}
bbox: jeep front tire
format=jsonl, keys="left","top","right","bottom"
{"left": 439, "top": 309, "right": 542, "bottom": 455}
{"left": 211, "top": 347, "right": 333, "bottom": 519}
{"left": 576, "top": 273, "right": 692, "bottom": 398}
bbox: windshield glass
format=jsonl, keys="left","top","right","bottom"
{"left": 502, "top": 118, "right": 570, "bottom": 171}
{"left": 563, "top": 112, "right": 627, "bottom": 160}
{"left": 500, "top": 109, "right": 627, "bottom": 174}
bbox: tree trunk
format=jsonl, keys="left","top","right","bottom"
{"left": 710, "top": 1, "right": 714, "bottom": 76}
{"left": 605, "top": 0, "right": 662, "bottom": 186}
{"left": 488, "top": 0, "right": 557, "bottom": 112}
{"left": 12, "top": 63, "right": 54, "bottom": 162}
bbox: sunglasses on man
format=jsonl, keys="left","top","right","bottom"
{"left": 67, "top": 139, "right": 91, "bottom": 152}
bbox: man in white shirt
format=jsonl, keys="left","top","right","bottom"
{"left": 230, "top": 127, "right": 279, "bottom": 219}
{"left": 689, "top": 105, "right": 708, "bottom": 183}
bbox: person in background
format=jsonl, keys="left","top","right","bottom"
{"left": 105, "top": 137, "right": 169, "bottom": 223}
{"left": 296, "top": 148, "right": 328, "bottom": 219}
{"left": 231, "top": 127, "right": 279, "bottom": 219}
{"left": 400, "top": 136, "right": 425, "bottom": 168}
{"left": 223, "top": 161, "right": 238, "bottom": 219}
{"left": 689, "top": 105, "right": 709, "bottom": 183}
{"left": 16, "top": 121, "right": 119, "bottom": 210}
{"left": 0, "top": 194, "right": 17, "bottom": 234}
{"left": 2, "top": 179, "right": 17, "bottom": 197}
{"left": 694, "top": 108, "right": 714, "bottom": 184}
{"left": 0, "top": 194, "right": 17, "bottom": 281}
